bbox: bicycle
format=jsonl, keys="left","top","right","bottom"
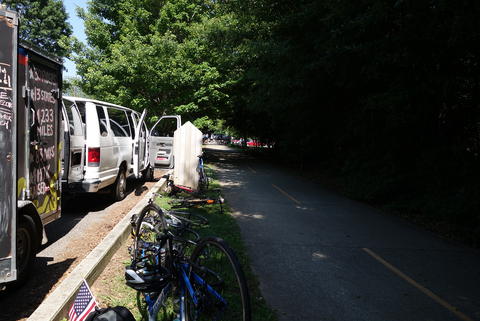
{"left": 131, "top": 203, "right": 208, "bottom": 245}
{"left": 197, "top": 154, "right": 209, "bottom": 191}
{"left": 127, "top": 203, "right": 251, "bottom": 321}
{"left": 166, "top": 154, "right": 209, "bottom": 197}
{"left": 168, "top": 195, "right": 223, "bottom": 210}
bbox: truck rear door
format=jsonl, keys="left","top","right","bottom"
{"left": 0, "top": 8, "right": 18, "bottom": 284}
{"left": 24, "top": 48, "right": 62, "bottom": 224}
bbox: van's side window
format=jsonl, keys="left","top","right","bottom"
{"left": 151, "top": 118, "right": 177, "bottom": 137}
{"left": 96, "top": 105, "right": 109, "bottom": 136}
{"left": 141, "top": 122, "right": 147, "bottom": 140}
{"left": 127, "top": 112, "right": 135, "bottom": 138}
{"left": 131, "top": 113, "right": 139, "bottom": 125}
{"left": 108, "top": 108, "right": 131, "bottom": 137}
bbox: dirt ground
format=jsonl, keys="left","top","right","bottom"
{"left": 90, "top": 238, "right": 136, "bottom": 311}
{"left": 0, "top": 169, "right": 167, "bottom": 321}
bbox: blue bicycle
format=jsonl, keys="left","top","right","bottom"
{"left": 127, "top": 203, "right": 251, "bottom": 321}
{"left": 197, "top": 154, "right": 209, "bottom": 191}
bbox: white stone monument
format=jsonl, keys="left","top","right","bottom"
{"left": 172, "top": 121, "right": 203, "bottom": 190}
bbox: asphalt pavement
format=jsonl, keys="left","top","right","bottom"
{"left": 206, "top": 145, "right": 480, "bottom": 321}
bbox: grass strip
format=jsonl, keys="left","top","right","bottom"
{"left": 87, "top": 166, "right": 277, "bottom": 321}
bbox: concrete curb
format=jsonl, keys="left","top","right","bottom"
{"left": 27, "top": 174, "right": 169, "bottom": 321}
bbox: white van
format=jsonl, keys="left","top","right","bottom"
{"left": 61, "top": 96, "right": 151, "bottom": 200}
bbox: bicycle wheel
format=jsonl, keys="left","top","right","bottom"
{"left": 199, "top": 166, "right": 209, "bottom": 191}
{"left": 133, "top": 203, "right": 167, "bottom": 262}
{"left": 164, "top": 213, "right": 201, "bottom": 244}
{"left": 186, "top": 237, "right": 251, "bottom": 321}
{"left": 137, "top": 291, "right": 175, "bottom": 321}
{"left": 168, "top": 210, "right": 209, "bottom": 227}
{"left": 203, "top": 166, "right": 209, "bottom": 189}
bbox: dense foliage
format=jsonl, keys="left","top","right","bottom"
{"left": 2, "top": 0, "right": 73, "bottom": 58}
{"left": 75, "top": 0, "right": 480, "bottom": 243}
{"left": 74, "top": 0, "right": 229, "bottom": 125}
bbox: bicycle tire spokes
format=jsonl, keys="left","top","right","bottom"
{"left": 128, "top": 193, "right": 250, "bottom": 321}
{"left": 167, "top": 210, "right": 209, "bottom": 227}
{"left": 132, "top": 204, "right": 167, "bottom": 263}
{"left": 143, "top": 283, "right": 172, "bottom": 321}
{"left": 188, "top": 239, "right": 250, "bottom": 321}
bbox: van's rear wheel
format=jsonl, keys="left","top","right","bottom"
{"left": 113, "top": 168, "right": 127, "bottom": 201}
{"left": 143, "top": 165, "right": 154, "bottom": 182}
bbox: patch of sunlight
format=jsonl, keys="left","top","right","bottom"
{"left": 312, "top": 251, "right": 328, "bottom": 261}
{"left": 295, "top": 205, "right": 309, "bottom": 210}
{"left": 220, "top": 180, "right": 243, "bottom": 187}
{"left": 231, "top": 211, "right": 265, "bottom": 220}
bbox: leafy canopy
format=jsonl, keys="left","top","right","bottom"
{"left": 3, "top": 0, "right": 73, "bottom": 58}
{"left": 74, "top": 0, "right": 235, "bottom": 124}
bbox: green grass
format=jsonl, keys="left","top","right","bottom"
{"left": 91, "top": 166, "right": 277, "bottom": 321}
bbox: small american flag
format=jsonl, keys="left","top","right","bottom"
{"left": 68, "top": 280, "right": 98, "bottom": 321}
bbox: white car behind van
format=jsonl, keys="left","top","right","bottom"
{"left": 61, "top": 96, "right": 151, "bottom": 200}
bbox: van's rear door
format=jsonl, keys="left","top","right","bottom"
{"left": 132, "top": 109, "right": 147, "bottom": 178}
{"left": 62, "top": 98, "right": 85, "bottom": 185}
{"left": 0, "top": 8, "right": 18, "bottom": 283}
{"left": 149, "top": 115, "right": 181, "bottom": 168}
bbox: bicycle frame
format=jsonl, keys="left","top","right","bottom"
{"left": 144, "top": 260, "right": 227, "bottom": 321}
{"left": 197, "top": 156, "right": 205, "bottom": 177}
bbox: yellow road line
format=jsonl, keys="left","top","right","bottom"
{"left": 247, "top": 165, "right": 256, "bottom": 173}
{"left": 272, "top": 184, "right": 301, "bottom": 205}
{"left": 362, "top": 248, "right": 474, "bottom": 321}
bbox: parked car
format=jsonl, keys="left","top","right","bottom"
{"left": 211, "top": 133, "right": 231, "bottom": 144}
{"left": 247, "top": 139, "right": 262, "bottom": 147}
{"left": 61, "top": 96, "right": 151, "bottom": 200}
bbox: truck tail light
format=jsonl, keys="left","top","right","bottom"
{"left": 88, "top": 147, "right": 100, "bottom": 166}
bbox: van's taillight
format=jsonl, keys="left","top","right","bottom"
{"left": 88, "top": 147, "right": 100, "bottom": 166}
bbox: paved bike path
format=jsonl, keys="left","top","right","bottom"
{"left": 207, "top": 146, "right": 480, "bottom": 321}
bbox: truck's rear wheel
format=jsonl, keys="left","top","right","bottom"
{"left": 16, "top": 215, "right": 37, "bottom": 285}
{"left": 112, "top": 168, "right": 127, "bottom": 201}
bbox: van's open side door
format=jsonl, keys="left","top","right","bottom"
{"left": 149, "top": 115, "right": 181, "bottom": 168}
{"left": 133, "top": 109, "right": 147, "bottom": 178}
{"left": 0, "top": 8, "right": 18, "bottom": 284}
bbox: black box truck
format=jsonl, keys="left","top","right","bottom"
{"left": 0, "top": 7, "right": 63, "bottom": 286}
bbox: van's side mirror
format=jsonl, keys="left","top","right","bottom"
{"left": 101, "top": 131, "right": 108, "bottom": 137}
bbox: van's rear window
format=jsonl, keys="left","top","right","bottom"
{"left": 75, "top": 101, "right": 86, "bottom": 124}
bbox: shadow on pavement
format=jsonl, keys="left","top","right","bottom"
{"left": 45, "top": 177, "right": 151, "bottom": 247}
{"left": 0, "top": 257, "right": 75, "bottom": 321}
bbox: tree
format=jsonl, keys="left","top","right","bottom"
{"left": 74, "top": 0, "right": 230, "bottom": 121}
{"left": 73, "top": 0, "right": 480, "bottom": 242}
{"left": 3, "top": 0, "right": 73, "bottom": 58}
